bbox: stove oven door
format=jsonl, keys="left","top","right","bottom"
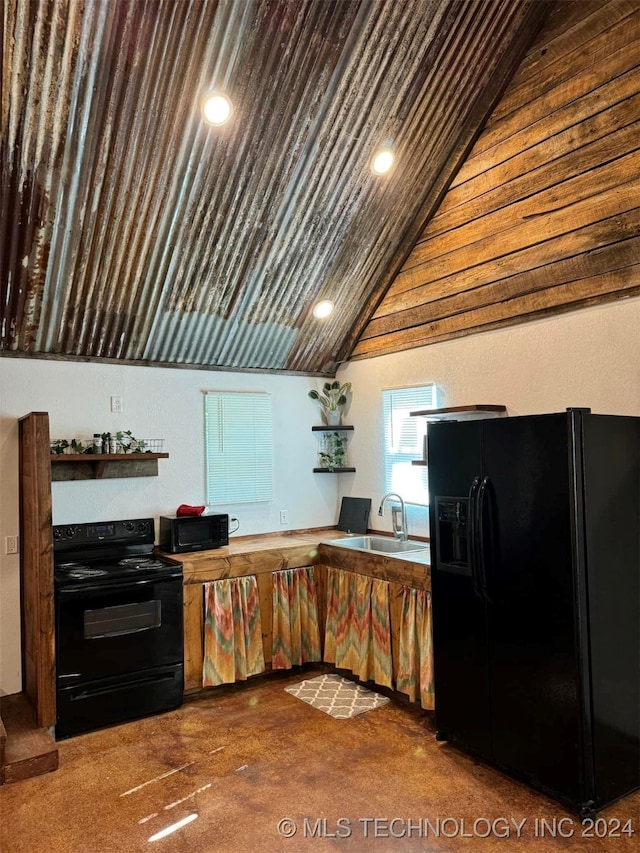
{"left": 56, "top": 575, "right": 183, "bottom": 683}
{"left": 55, "top": 575, "right": 184, "bottom": 737}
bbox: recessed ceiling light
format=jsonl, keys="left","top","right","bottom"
{"left": 202, "top": 93, "right": 233, "bottom": 126}
{"left": 313, "top": 300, "right": 334, "bottom": 319}
{"left": 371, "top": 147, "right": 394, "bottom": 175}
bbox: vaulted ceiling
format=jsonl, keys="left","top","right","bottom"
{"left": 2, "top": 0, "right": 550, "bottom": 375}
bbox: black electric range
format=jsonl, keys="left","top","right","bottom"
{"left": 53, "top": 517, "right": 184, "bottom": 738}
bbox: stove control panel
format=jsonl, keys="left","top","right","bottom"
{"left": 53, "top": 518, "right": 154, "bottom": 549}
{"left": 53, "top": 525, "right": 83, "bottom": 542}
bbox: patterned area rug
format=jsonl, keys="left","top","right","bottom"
{"left": 285, "top": 673, "right": 390, "bottom": 719}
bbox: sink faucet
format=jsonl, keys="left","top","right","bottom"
{"left": 378, "top": 493, "right": 408, "bottom": 541}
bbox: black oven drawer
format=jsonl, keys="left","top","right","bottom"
{"left": 56, "top": 663, "right": 184, "bottom": 739}
{"left": 56, "top": 576, "right": 183, "bottom": 685}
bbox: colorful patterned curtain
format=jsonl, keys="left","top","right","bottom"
{"left": 203, "top": 576, "right": 265, "bottom": 686}
{"left": 272, "top": 567, "right": 321, "bottom": 669}
{"left": 396, "top": 587, "right": 434, "bottom": 710}
{"left": 324, "top": 567, "right": 392, "bottom": 688}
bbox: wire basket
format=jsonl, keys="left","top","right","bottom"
{"left": 50, "top": 437, "right": 165, "bottom": 455}
{"left": 134, "top": 439, "right": 165, "bottom": 454}
{"left": 111, "top": 437, "right": 165, "bottom": 454}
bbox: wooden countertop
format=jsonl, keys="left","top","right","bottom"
{"left": 157, "top": 528, "right": 345, "bottom": 583}
{"left": 157, "top": 527, "right": 430, "bottom": 589}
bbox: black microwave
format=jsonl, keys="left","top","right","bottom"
{"left": 159, "top": 514, "right": 229, "bottom": 554}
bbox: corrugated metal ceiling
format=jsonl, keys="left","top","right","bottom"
{"left": 1, "top": 0, "right": 546, "bottom": 374}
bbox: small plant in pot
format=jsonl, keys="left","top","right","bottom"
{"left": 115, "top": 430, "right": 135, "bottom": 453}
{"left": 308, "top": 381, "right": 351, "bottom": 426}
{"left": 318, "top": 431, "right": 347, "bottom": 471}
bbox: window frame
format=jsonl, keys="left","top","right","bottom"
{"left": 382, "top": 384, "right": 437, "bottom": 507}
{"left": 203, "top": 390, "right": 273, "bottom": 505}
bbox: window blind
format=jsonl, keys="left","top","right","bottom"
{"left": 204, "top": 391, "right": 273, "bottom": 504}
{"left": 382, "top": 385, "right": 437, "bottom": 506}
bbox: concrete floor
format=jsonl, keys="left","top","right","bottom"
{"left": 1, "top": 668, "right": 638, "bottom": 852}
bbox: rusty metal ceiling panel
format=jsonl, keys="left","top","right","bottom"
{"left": 1, "top": 0, "right": 548, "bottom": 375}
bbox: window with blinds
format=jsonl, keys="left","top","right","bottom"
{"left": 382, "top": 385, "right": 437, "bottom": 506}
{"left": 204, "top": 391, "right": 273, "bottom": 505}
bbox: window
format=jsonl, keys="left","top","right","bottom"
{"left": 204, "top": 391, "right": 273, "bottom": 504}
{"left": 382, "top": 385, "right": 437, "bottom": 506}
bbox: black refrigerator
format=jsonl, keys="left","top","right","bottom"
{"left": 427, "top": 409, "right": 639, "bottom": 815}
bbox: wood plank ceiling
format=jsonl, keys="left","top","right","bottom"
{"left": 353, "top": 0, "right": 640, "bottom": 359}
{"left": 1, "top": 0, "right": 549, "bottom": 375}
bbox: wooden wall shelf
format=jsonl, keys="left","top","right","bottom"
{"left": 50, "top": 452, "right": 169, "bottom": 481}
{"left": 312, "top": 426, "right": 354, "bottom": 473}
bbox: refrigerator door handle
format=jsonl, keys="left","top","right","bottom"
{"left": 477, "top": 476, "right": 492, "bottom": 603}
{"left": 468, "top": 476, "right": 483, "bottom": 600}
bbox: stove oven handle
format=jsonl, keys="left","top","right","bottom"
{"left": 57, "top": 574, "right": 183, "bottom": 595}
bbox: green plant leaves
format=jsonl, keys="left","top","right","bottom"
{"left": 309, "top": 382, "right": 352, "bottom": 412}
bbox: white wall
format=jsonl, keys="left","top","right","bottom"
{"left": 339, "top": 297, "right": 640, "bottom": 539}
{"left": 0, "top": 359, "right": 338, "bottom": 695}
{"left": 1, "top": 296, "right": 638, "bottom": 695}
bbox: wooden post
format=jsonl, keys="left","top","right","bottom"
{"left": 18, "top": 412, "right": 56, "bottom": 728}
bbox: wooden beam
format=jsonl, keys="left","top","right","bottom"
{"left": 18, "top": 413, "right": 56, "bottom": 729}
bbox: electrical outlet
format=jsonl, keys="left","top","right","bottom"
{"left": 279, "top": 510, "right": 289, "bottom": 525}
{"left": 110, "top": 395, "right": 123, "bottom": 414}
{"left": 5, "top": 535, "right": 18, "bottom": 555}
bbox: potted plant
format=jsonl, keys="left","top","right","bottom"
{"left": 308, "top": 381, "right": 351, "bottom": 425}
{"left": 318, "top": 431, "right": 347, "bottom": 471}
{"left": 115, "top": 430, "right": 135, "bottom": 453}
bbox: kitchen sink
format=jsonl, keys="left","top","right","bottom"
{"left": 327, "top": 535, "right": 430, "bottom": 557}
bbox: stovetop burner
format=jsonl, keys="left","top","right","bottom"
{"left": 56, "top": 562, "right": 109, "bottom": 580}
{"left": 53, "top": 517, "right": 182, "bottom": 588}
{"left": 54, "top": 553, "right": 181, "bottom": 587}
{"left": 117, "top": 556, "right": 170, "bottom": 570}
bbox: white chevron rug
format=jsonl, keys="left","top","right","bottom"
{"left": 285, "top": 673, "right": 390, "bottom": 719}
